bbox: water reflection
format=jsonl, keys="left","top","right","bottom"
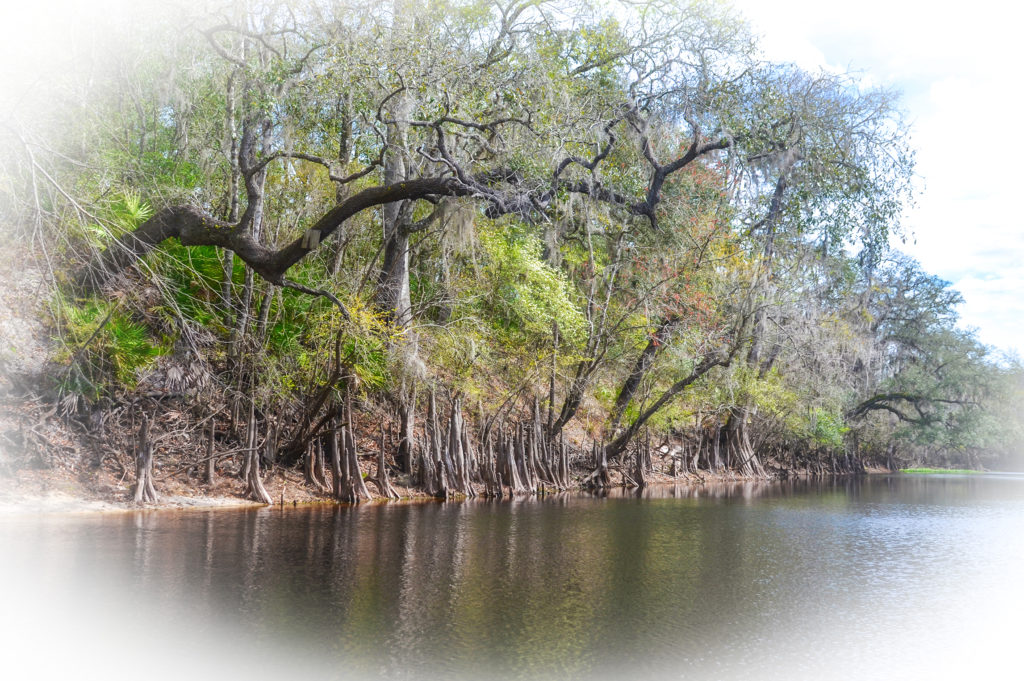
{"left": 2, "top": 474, "right": 1024, "bottom": 681}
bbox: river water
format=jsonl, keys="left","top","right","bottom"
{"left": 2, "top": 474, "right": 1023, "bottom": 681}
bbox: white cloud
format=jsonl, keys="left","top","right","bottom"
{"left": 951, "top": 275, "right": 1024, "bottom": 353}
{"left": 733, "top": 0, "right": 1024, "bottom": 354}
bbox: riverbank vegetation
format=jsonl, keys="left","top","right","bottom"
{"left": 900, "top": 468, "right": 984, "bottom": 475}
{"left": 2, "top": 0, "right": 1021, "bottom": 504}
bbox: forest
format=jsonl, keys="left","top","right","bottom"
{"left": 2, "top": 0, "right": 1021, "bottom": 505}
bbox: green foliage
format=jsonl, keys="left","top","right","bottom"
{"left": 477, "top": 225, "right": 585, "bottom": 345}
{"left": 808, "top": 409, "right": 849, "bottom": 449}
{"left": 72, "top": 190, "right": 155, "bottom": 250}
{"left": 53, "top": 294, "right": 169, "bottom": 397}
{"left": 341, "top": 317, "right": 390, "bottom": 392}
{"left": 152, "top": 244, "right": 225, "bottom": 328}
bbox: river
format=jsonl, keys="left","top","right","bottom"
{"left": 2, "top": 473, "right": 1023, "bottom": 681}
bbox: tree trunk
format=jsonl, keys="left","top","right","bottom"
{"left": 559, "top": 436, "right": 570, "bottom": 488}
{"left": 330, "top": 90, "right": 355, "bottom": 276}
{"left": 304, "top": 438, "right": 327, "bottom": 492}
{"left": 375, "top": 226, "right": 413, "bottom": 326}
{"left": 220, "top": 70, "right": 240, "bottom": 323}
{"left": 375, "top": 76, "right": 413, "bottom": 326}
{"left": 134, "top": 416, "right": 158, "bottom": 503}
{"left": 445, "top": 397, "right": 475, "bottom": 497}
{"left": 243, "top": 403, "right": 273, "bottom": 504}
{"left": 370, "top": 423, "right": 400, "bottom": 500}
{"left": 303, "top": 439, "right": 314, "bottom": 485}
{"left": 397, "top": 385, "right": 415, "bottom": 475}
{"left": 459, "top": 411, "right": 479, "bottom": 495}
{"left": 205, "top": 417, "right": 216, "bottom": 486}
{"left": 515, "top": 424, "right": 536, "bottom": 493}
{"left": 711, "top": 424, "right": 722, "bottom": 472}
{"left": 501, "top": 430, "right": 526, "bottom": 495}
{"left": 328, "top": 424, "right": 343, "bottom": 498}
{"left": 724, "top": 408, "right": 766, "bottom": 478}
{"left": 582, "top": 441, "right": 611, "bottom": 489}
{"left": 547, "top": 322, "right": 559, "bottom": 435}
{"left": 338, "top": 391, "right": 371, "bottom": 503}
{"left": 240, "top": 397, "right": 255, "bottom": 481}
{"left": 314, "top": 436, "right": 328, "bottom": 491}
{"left": 632, "top": 445, "right": 647, "bottom": 488}
{"left": 421, "top": 390, "right": 444, "bottom": 497}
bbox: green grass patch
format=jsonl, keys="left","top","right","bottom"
{"left": 900, "top": 467, "right": 983, "bottom": 475}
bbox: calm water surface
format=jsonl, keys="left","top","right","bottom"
{"left": 3, "top": 474, "right": 1023, "bottom": 681}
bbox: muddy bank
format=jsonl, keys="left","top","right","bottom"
{"left": 0, "top": 447, "right": 434, "bottom": 515}
{"left": 0, "top": 451, "right": 845, "bottom": 515}
{"left": 1, "top": 384, "right": 888, "bottom": 515}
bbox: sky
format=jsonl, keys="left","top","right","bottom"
{"left": 732, "top": 0, "right": 1024, "bottom": 356}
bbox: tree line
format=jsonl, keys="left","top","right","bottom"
{"left": 3, "top": 0, "right": 1020, "bottom": 502}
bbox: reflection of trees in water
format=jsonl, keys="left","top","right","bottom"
{"left": 75, "top": 475, "right": 1009, "bottom": 677}
{"left": 109, "top": 494, "right": 764, "bottom": 674}
{"left": 580, "top": 476, "right": 893, "bottom": 502}
{"left": 588, "top": 480, "right": 778, "bottom": 500}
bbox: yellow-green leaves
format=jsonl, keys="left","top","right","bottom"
{"left": 478, "top": 225, "right": 585, "bottom": 345}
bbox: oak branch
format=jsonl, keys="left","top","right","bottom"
{"left": 75, "top": 130, "right": 731, "bottom": 294}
